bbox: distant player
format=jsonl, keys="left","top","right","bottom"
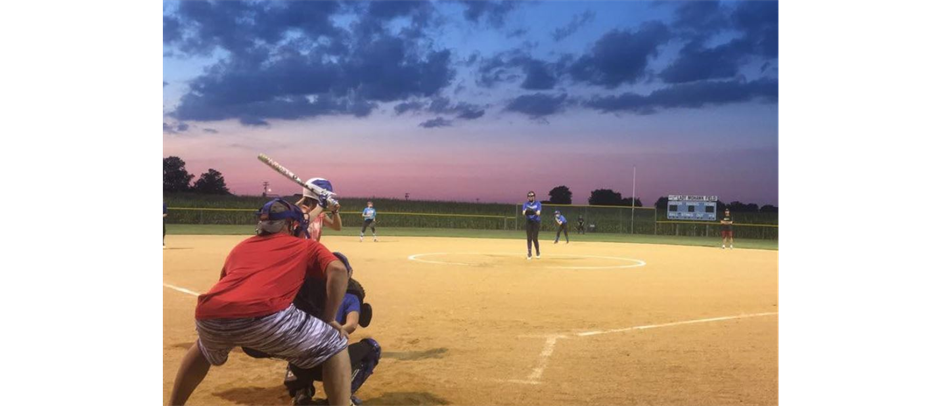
{"left": 554, "top": 210, "right": 569, "bottom": 244}
{"left": 720, "top": 208, "right": 734, "bottom": 249}
{"left": 160, "top": 201, "right": 167, "bottom": 249}
{"left": 576, "top": 215, "right": 586, "bottom": 234}
{"left": 522, "top": 191, "right": 541, "bottom": 259}
{"left": 296, "top": 178, "right": 342, "bottom": 242}
{"left": 360, "top": 201, "right": 377, "bottom": 242}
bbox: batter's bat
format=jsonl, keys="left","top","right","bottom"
{"left": 257, "top": 153, "right": 339, "bottom": 207}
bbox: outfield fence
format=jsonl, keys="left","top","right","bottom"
{"left": 167, "top": 204, "right": 779, "bottom": 240}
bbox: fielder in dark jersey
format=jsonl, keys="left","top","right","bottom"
{"left": 720, "top": 209, "right": 734, "bottom": 249}
{"left": 576, "top": 215, "right": 586, "bottom": 234}
{"left": 554, "top": 210, "right": 569, "bottom": 244}
{"left": 522, "top": 191, "right": 542, "bottom": 259}
{"left": 160, "top": 202, "right": 167, "bottom": 249}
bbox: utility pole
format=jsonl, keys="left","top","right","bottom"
{"left": 405, "top": 192, "right": 410, "bottom": 200}
{"left": 262, "top": 181, "right": 270, "bottom": 198}
{"left": 630, "top": 166, "right": 636, "bottom": 234}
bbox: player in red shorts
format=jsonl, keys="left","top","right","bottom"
{"left": 720, "top": 208, "right": 734, "bottom": 249}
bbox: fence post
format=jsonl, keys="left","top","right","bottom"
{"left": 199, "top": 209, "right": 204, "bottom": 224}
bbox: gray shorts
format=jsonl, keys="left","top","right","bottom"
{"left": 196, "top": 304, "right": 348, "bottom": 369}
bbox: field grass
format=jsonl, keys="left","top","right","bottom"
{"left": 165, "top": 224, "right": 778, "bottom": 250}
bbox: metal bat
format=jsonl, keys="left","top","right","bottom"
{"left": 257, "top": 153, "right": 339, "bottom": 207}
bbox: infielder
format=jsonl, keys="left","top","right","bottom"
{"left": 720, "top": 208, "right": 734, "bottom": 249}
{"left": 522, "top": 191, "right": 542, "bottom": 259}
{"left": 554, "top": 210, "right": 569, "bottom": 244}
{"left": 360, "top": 201, "right": 377, "bottom": 242}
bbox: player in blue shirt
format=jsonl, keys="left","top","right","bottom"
{"left": 554, "top": 210, "right": 569, "bottom": 244}
{"left": 160, "top": 201, "right": 167, "bottom": 249}
{"left": 522, "top": 191, "right": 542, "bottom": 259}
{"left": 239, "top": 252, "right": 380, "bottom": 405}
{"left": 275, "top": 253, "right": 381, "bottom": 405}
{"left": 285, "top": 291, "right": 379, "bottom": 405}
{"left": 360, "top": 201, "right": 377, "bottom": 242}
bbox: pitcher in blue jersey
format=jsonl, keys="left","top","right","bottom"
{"left": 522, "top": 191, "right": 542, "bottom": 259}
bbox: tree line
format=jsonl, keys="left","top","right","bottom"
{"left": 544, "top": 185, "right": 777, "bottom": 213}
{"left": 164, "top": 156, "right": 231, "bottom": 194}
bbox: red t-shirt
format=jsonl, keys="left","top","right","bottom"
{"left": 195, "top": 233, "right": 339, "bottom": 320}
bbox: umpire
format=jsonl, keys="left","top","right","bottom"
{"left": 522, "top": 191, "right": 542, "bottom": 259}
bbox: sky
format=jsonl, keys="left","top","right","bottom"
{"left": 163, "top": 0, "right": 778, "bottom": 206}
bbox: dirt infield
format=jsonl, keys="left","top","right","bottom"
{"left": 164, "top": 234, "right": 778, "bottom": 405}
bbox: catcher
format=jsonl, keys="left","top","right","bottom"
{"left": 243, "top": 252, "right": 380, "bottom": 406}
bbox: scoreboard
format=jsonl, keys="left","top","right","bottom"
{"left": 667, "top": 195, "right": 718, "bottom": 221}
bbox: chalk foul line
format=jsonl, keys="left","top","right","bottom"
{"left": 577, "top": 312, "right": 779, "bottom": 337}
{"left": 163, "top": 283, "right": 200, "bottom": 297}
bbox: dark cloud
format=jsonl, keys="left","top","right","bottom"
{"left": 520, "top": 59, "right": 557, "bottom": 90}
{"left": 175, "top": 89, "right": 378, "bottom": 123}
{"left": 507, "top": 28, "right": 528, "bottom": 38}
{"left": 163, "top": 81, "right": 169, "bottom": 87}
{"left": 366, "top": 0, "right": 428, "bottom": 19}
{"left": 505, "top": 93, "right": 568, "bottom": 118}
{"left": 355, "top": 0, "right": 436, "bottom": 41}
{"left": 731, "top": 1, "right": 778, "bottom": 57}
{"left": 163, "top": 1, "right": 779, "bottom": 126}
{"left": 166, "top": 1, "right": 344, "bottom": 58}
{"left": 427, "top": 97, "right": 449, "bottom": 113}
{"left": 396, "top": 97, "right": 485, "bottom": 120}
{"left": 476, "top": 51, "right": 560, "bottom": 90}
{"left": 661, "top": 1, "right": 777, "bottom": 83}
{"left": 477, "top": 53, "right": 520, "bottom": 88}
{"left": 456, "top": 107, "right": 485, "bottom": 120}
{"left": 163, "top": 121, "right": 189, "bottom": 134}
{"left": 203, "top": 128, "right": 219, "bottom": 134}
{"left": 552, "top": 10, "right": 595, "bottom": 41}
{"left": 394, "top": 100, "right": 426, "bottom": 115}
{"left": 671, "top": 1, "right": 729, "bottom": 36}
{"left": 345, "top": 39, "right": 454, "bottom": 102}
{"left": 568, "top": 22, "right": 671, "bottom": 88}
{"left": 239, "top": 117, "right": 270, "bottom": 127}
{"left": 435, "top": 98, "right": 487, "bottom": 120}
{"left": 584, "top": 78, "right": 777, "bottom": 114}
{"left": 659, "top": 40, "right": 748, "bottom": 84}
{"left": 459, "top": 0, "right": 518, "bottom": 28}
{"left": 166, "top": 1, "right": 454, "bottom": 125}
{"left": 464, "top": 52, "right": 480, "bottom": 66}
{"left": 163, "top": 15, "right": 182, "bottom": 44}
{"left": 419, "top": 117, "right": 452, "bottom": 128}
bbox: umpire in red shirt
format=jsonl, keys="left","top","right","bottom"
{"left": 168, "top": 199, "right": 352, "bottom": 406}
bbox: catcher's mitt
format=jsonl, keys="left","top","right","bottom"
{"left": 347, "top": 278, "right": 366, "bottom": 304}
{"left": 347, "top": 278, "right": 372, "bottom": 328}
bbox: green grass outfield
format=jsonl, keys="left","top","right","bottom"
{"left": 166, "top": 224, "right": 778, "bottom": 251}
